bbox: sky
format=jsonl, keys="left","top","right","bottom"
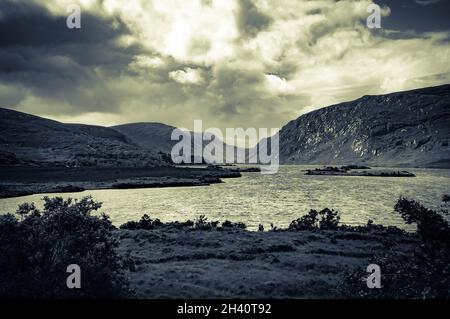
{"left": 1, "top": 0, "right": 450, "bottom": 142}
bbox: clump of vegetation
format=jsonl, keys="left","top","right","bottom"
{"left": 341, "top": 196, "right": 450, "bottom": 299}
{"left": 0, "top": 196, "right": 131, "bottom": 299}
{"left": 222, "top": 220, "right": 247, "bottom": 229}
{"left": 120, "top": 216, "right": 248, "bottom": 231}
{"left": 120, "top": 215, "right": 195, "bottom": 230}
{"left": 336, "top": 219, "right": 407, "bottom": 235}
{"left": 119, "top": 214, "right": 162, "bottom": 230}
{"left": 163, "top": 220, "right": 195, "bottom": 229}
{"left": 341, "top": 165, "right": 371, "bottom": 170}
{"left": 194, "top": 215, "right": 220, "bottom": 230}
{"left": 288, "top": 208, "right": 341, "bottom": 231}
{"left": 443, "top": 194, "right": 450, "bottom": 203}
{"left": 395, "top": 197, "right": 450, "bottom": 253}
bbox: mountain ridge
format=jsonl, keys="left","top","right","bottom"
{"left": 268, "top": 84, "right": 450, "bottom": 168}
{"left": 1, "top": 84, "right": 449, "bottom": 168}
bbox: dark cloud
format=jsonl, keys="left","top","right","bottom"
{"left": 0, "top": 1, "right": 128, "bottom": 47}
{"left": 210, "top": 65, "right": 264, "bottom": 114}
{"left": 0, "top": 0, "right": 448, "bottom": 134}
{"left": 0, "top": 0, "right": 136, "bottom": 114}
{"left": 236, "top": 0, "right": 272, "bottom": 37}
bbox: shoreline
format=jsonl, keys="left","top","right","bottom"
{"left": 0, "top": 164, "right": 447, "bottom": 200}
{"left": 0, "top": 166, "right": 242, "bottom": 199}
{"left": 2, "top": 189, "right": 448, "bottom": 298}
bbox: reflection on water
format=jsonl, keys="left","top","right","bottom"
{"left": 1, "top": 165, "right": 449, "bottom": 231}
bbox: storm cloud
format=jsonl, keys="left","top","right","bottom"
{"left": 1, "top": 0, "right": 449, "bottom": 143}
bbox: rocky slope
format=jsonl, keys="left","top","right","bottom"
{"left": 0, "top": 108, "right": 164, "bottom": 167}
{"left": 270, "top": 84, "right": 450, "bottom": 168}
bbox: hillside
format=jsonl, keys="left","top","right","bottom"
{"left": 113, "top": 122, "right": 242, "bottom": 164}
{"left": 112, "top": 122, "right": 177, "bottom": 154}
{"left": 3, "top": 84, "right": 449, "bottom": 168}
{"left": 0, "top": 108, "right": 164, "bottom": 167}
{"left": 269, "top": 84, "right": 450, "bottom": 168}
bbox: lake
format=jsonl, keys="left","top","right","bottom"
{"left": 1, "top": 165, "right": 449, "bottom": 231}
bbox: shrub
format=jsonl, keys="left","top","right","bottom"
{"left": 318, "top": 208, "right": 340, "bottom": 230}
{"left": 394, "top": 197, "right": 450, "bottom": 253}
{"left": 288, "top": 208, "right": 340, "bottom": 231}
{"left": 118, "top": 220, "right": 140, "bottom": 230}
{"left": 194, "top": 215, "right": 219, "bottom": 230}
{"left": 341, "top": 197, "right": 450, "bottom": 299}
{"left": 163, "top": 220, "right": 194, "bottom": 229}
{"left": 221, "top": 220, "right": 247, "bottom": 229}
{"left": 341, "top": 241, "right": 450, "bottom": 299}
{"left": 288, "top": 210, "right": 319, "bottom": 231}
{"left": 442, "top": 194, "right": 450, "bottom": 203}
{"left": 0, "top": 196, "right": 131, "bottom": 299}
{"left": 119, "top": 214, "right": 162, "bottom": 230}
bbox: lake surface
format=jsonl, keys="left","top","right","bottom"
{"left": 1, "top": 165, "right": 449, "bottom": 231}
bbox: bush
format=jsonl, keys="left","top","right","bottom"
{"left": 395, "top": 197, "right": 450, "bottom": 253}
{"left": 288, "top": 208, "right": 340, "bottom": 231}
{"left": 194, "top": 215, "right": 219, "bottom": 230}
{"left": 221, "top": 220, "right": 247, "bottom": 229}
{"left": 341, "top": 197, "right": 450, "bottom": 299}
{"left": 319, "top": 208, "right": 340, "bottom": 230}
{"left": 119, "top": 214, "right": 162, "bottom": 230}
{"left": 120, "top": 216, "right": 247, "bottom": 231}
{"left": 0, "top": 196, "right": 131, "bottom": 298}
{"left": 163, "top": 220, "right": 194, "bottom": 229}
{"left": 342, "top": 247, "right": 450, "bottom": 299}
{"left": 442, "top": 194, "right": 450, "bottom": 203}
{"left": 289, "top": 210, "right": 318, "bottom": 231}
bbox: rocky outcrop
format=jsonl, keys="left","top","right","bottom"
{"left": 271, "top": 84, "right": 450, "bottom": 168}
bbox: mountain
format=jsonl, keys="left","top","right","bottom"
{"left": 264, "top": 84, "right": 450, "bottom": 168}
{"left": 3, "top": 84, "right": 448, "bottom": 168}
{"left": 112, "top": 122, "right": 243, "bottom": 164}
{"left": 112, "top": 122, "right": 177, "bottom": 154}
{"left": 0, "top": 108, "right": 164, "bottom": 167}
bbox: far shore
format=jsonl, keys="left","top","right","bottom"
{"left": 304, "top": 165, "right": 416, "bottom": 177}
{"left": 0, "top": 163, "right": 446, "bottom": 199}
{"left": 0, "top": 166, "right": 242, "bottom": 199}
